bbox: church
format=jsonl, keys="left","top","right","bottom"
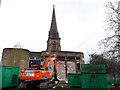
{"left": 2, "top": 6, "right": 84, "bottom": 80}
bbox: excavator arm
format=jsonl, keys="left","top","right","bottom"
{"left": 42, "top": 54, "right": 57, "bottom": 70}
{"left": 42, "top": 54, "right": 58, "bottom": 81}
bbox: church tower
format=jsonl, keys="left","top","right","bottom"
{"left": 47, "top": 6, "right": 61, "bottom": 52}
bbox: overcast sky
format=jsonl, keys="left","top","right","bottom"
{"left": 0, "top": 0, "right": 111, "bottom": 63}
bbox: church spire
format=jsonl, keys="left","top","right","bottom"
{"left": 47, "top": 6, "right": 61, "bottom": 52}
{"left": 48, "top": 5, "right": 60, "bottom": 39}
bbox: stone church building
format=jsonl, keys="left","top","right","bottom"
{"left": 2, "top": 6, "right": 84, "bottom": 80}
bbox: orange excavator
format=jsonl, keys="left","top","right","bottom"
{"left": 19, "top": 54, "right": 59, "bottom": 88}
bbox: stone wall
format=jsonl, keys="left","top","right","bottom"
{"left": 2, "top": 48, "right": 30, "bottom": 72}
{"left": 47, "top": 60, "right": 84, "bottom": 80}
{"left": 67, "top": 61, "right": 76, "bottom": 73}
{"left": 47, "top": 61, "right": 66, "bottom": 80}
{"left": 57, "top": 61, "right": 66, "bottom": 80}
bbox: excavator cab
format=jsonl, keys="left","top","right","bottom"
{"left": 29, "top": 60, "right": 40, "bottom": 68}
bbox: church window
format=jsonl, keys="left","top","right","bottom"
{"left": 36, "top": 57, "right": 41, "bottom": 60}
{"left": 29, "top": 57, "right": 35, "bottom": 60}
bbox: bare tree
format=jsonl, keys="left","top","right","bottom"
{"left": 99, "top": 1, "right": 120, "bottom": 81}
{"left": 99, "top": 0, "right": 120, "bottom": 61}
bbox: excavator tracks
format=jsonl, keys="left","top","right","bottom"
{"left": 40, "top": 80, "right": 55, "bottom": 89}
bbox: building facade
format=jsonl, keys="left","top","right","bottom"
{"left": 2, "top": 6, "right": 84, "bottom": 80}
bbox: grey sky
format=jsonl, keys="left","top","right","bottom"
{"left": 0, "top": 0, "right": 109, "bottom": 63}
{"left": 0, "top": 0, "right": 1, "bottom": 7}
